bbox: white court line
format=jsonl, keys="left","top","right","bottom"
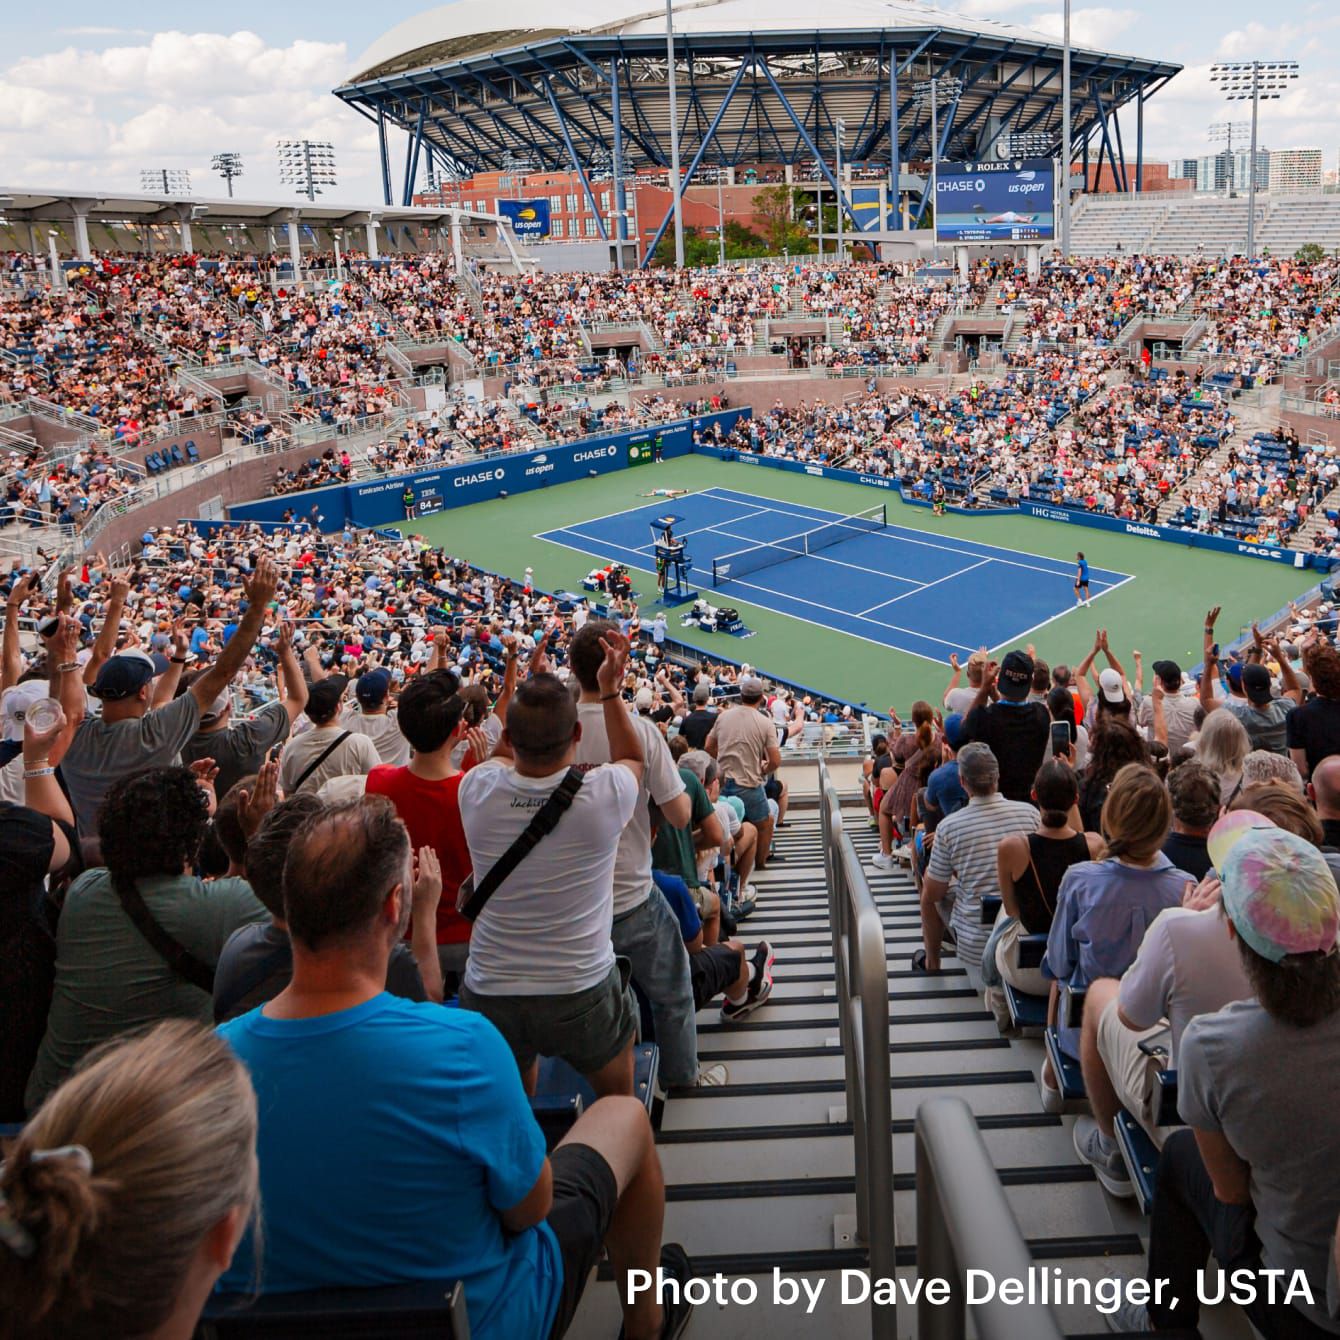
{"left": 537, "top": 488, "right": 715, "bottom": 533}
{"left": 699, "top": 486, "right": 1133, "bottom": 586}
{"left": 987, "top": 573, "right": 1140, "bottom": 652}
{"left": 857, "top": 559, "right": 990, "bottom": 617}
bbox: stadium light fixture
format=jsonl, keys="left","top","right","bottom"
{"left": 1207, "top": 122, "right": 1251, "bottom": 198}
{"left": 140, "top": 168, "right": 192, "bottom": 196}
{"left": 1007, "top": 131, "right": 1052, "bottom": 157}
{"left": 910, "top": 75, "right": 962, "bottom": 240}
{"left": 277, "top": 140, "right": 337, "bottom": 202}
{"left": 211, "top": 152, "right": 243, "bottom": 198}
{"left": 1210, "top": 60, "right": 1299, "bottom": 258}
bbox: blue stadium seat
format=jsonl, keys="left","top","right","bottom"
{"left": 186, "top": 441, "right": 200, "bottom": 463}
{"left": 533, "top": 1041, "right": 660, "bottom": 1138}
{"left": 980, "top": 897, "right": 1050, "bottom": 1035}
{"left": 1113, "top": 1109, "right": 1159, "bottom": 1213}
{"left": 200, "top": 1279, "right": 469, "bottom": 1339}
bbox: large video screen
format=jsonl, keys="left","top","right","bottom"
{"left": 934, "top": 158, "right": 1055, "bottom": 243}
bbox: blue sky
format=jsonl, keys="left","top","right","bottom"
{"left": 1, "top": 2, "right": 1334, "bottom": 203}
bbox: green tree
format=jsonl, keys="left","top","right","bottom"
{"left": 1296, "top": 241, "right": 1326, "bottom": 265}
{"left": 751, "top": 185, "right": 812, "bottom": 254}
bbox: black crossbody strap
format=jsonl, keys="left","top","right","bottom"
{"left": 290, "top": 730, "right": 351, "bottom": 793}
{"left": 461, "top": 768, "right": 584, "bottom": 921}
{"left": 113, "top": 878, "right": 216, "bottom": 993}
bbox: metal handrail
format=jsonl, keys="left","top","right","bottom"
{"left": 818, "top": 762, "right": 895, "bottom": 1340}
{"left": 914, "top": 1095, "right": 1066, "bottom": 1340}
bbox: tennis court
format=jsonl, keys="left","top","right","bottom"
{"left": 537, "top": 485, "right": 1133, "bottom": 663}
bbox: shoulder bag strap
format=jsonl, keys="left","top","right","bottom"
{"left": 461, "top": 768, "right": 585, "bottom": 922}
{"left": 112, "top": 878, "right": 216, "bottom": 993}
{"left": 290, "top": 730, "right": 352, "bottom": 793}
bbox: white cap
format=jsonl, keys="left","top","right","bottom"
{"left": 1098, "top": 667, "right": 1126, "bottom": 704}
{"left": 2, "top": 681, "right": 49, "bottom": 743}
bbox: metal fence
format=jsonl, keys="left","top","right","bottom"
{"left": 914, "top": 1095, "right": 1066, "bottom": 1340}
{"left": 819, "top": 761, "right": 895, "bottom": 1340}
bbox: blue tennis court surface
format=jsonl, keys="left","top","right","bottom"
{"left": 538, "top": 486, "right": 1133, "bottom": 663}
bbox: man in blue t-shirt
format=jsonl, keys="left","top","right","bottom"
{"left": 217, "top": 795, "right": 692, "bottom": 1340}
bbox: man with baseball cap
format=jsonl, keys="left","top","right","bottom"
{"left": 1136, "top": 659, "right": 1199, "bottom": 754}
{"left": 338, "top": 666, "right": 409, "bottom": 767}
{"left": 678, "top": 681, "right": 718, "bottom": 750}
{"left": 706, "top": 676, "right": 783, "bottom": 877}
{"left": 1107, "top": 815, "right": 1340, "bottom": 1336}
{"left": 960, "top": 650, "right": 1050, "bottom": 804}
{"left": 60, "top": 558, "right": 280, "bottom": 833}
{"left": 279, "top": 676, "right": 381, "bottom": 796}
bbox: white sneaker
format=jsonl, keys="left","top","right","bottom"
{"left": 1038, "top": 1062, "right": 1064, "bottom": 1115}
{"left": 870, "top": 852, "right": 896, "bottom": 872}
{"left": 694, "top": 1063, "right": 729, "bottom": 1087}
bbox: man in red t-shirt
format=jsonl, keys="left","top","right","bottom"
{"left": 365, "top": 669, "right": 496, "bottom": 979}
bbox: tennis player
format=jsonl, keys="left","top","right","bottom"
{"left": 1074, "top": 552, "right": 1090, "bottom": 608}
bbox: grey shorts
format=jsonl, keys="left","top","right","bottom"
{"left": 459, "top": 962, "right": 636, "bottom": 1076}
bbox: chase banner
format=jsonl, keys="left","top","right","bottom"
{"left": 497, "top": 199, "right": 551, "bottom": 238}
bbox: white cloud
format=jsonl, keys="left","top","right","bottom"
{"left": 1024, "top": 7, "right": 1141, "bottom": 50}
{"left": 1, "top": 30, "right": 384, "bottom": 203}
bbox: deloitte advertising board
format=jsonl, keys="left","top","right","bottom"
{"left": 228, "top": 412, "right": 748, "bottom": 531}
{"left": 935, "top": 159, "right": 1055, "bottom": 243}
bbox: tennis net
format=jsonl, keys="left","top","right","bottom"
{"left": 711, "top": 503, "right": 887, "bottom": 587}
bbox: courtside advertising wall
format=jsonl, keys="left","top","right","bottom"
{"left": 228, "top": 411, "right": 750, "bottom": 530}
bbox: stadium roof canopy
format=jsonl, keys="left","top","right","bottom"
{"left": 0, "top": 187, "right": 466, "bottom": 229}
{"left": 337, "top": 0, "right": 1181, "bottom": 214}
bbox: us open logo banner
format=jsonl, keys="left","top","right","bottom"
{"left": 497, "top": 199, "right": 551, "bottom": 237}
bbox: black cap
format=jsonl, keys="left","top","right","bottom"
{"left": 306, "top": 676, "right": 349, "bottom": 721}
{"left": 1152, "top": 659, "right": 1182, "bottom": 688}
{"left": 1242, "top": 663, "right": 1274, "bottom": 705}
{"left": 90, "top": 650, "right": 157, "bottom": 701}
{"left": 998, "top": 650, "right": 1034, "bottom": 699}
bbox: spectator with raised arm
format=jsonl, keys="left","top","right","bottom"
{"left": 1199, "top": 609, "right": 1302, "bottom": 756}
{"left": 961, "top": 652, "right": 1050, "bottom": 804}
{"left": 459, "top": 631, "right": 647, "bottom": 1097}
{"left": 59, "top": 557, "right": 280, "bottom": 834}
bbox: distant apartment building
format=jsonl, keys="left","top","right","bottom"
{"left": 1269, "top": 148, "right": 1323, "bottom": 194}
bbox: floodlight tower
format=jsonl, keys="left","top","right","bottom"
{"left": 140, "top": 168, "right": 192, "bottom": 195}
{"left": 910, "top": 75, "right": 963, "bottom": 234}
{"left": 277, "top": 140, "right": 337, "bottom": 202}
{"left": 211, "top": 152, "right": 244, "bottom": 197}
{"left": 1210, "top": 60, "right": 1299, "bottom": 258}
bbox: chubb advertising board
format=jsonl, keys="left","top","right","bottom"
{"left": 934, "top": 159, "right": 1056, "bottom": 243}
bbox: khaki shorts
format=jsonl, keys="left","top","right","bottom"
{"left": 994, "top": 916, "right": 1050, "bottom": 997}
{"left": 1096, "top": 996, "right": 1169, "bottom": 1146}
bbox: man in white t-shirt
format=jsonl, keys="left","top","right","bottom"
{"left": 459, "top": 631, "right": 645, "bottom": 1098}
{"left": 569, "top": 621, "right": 725, "bottom": 1089}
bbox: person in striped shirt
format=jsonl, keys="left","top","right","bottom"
{"left": 914, "top": 743, "right": 1039, "bottom": 972}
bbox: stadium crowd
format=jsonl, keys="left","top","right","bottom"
{"left": 854, "top": 610, "right": 1340, "bottom": 1338}
{"left": 2, "top": 483, "right": 1340, "bottom": 1340}
{"left": 6, "top": 249, "right": 1340, "bottom": 556}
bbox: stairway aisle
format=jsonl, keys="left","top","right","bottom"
{"left": 575, "top": 800, "right": 887, "bottom": 1338}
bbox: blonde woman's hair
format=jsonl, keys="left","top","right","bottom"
{"left": 1194, "top": 709, "right": 1250, "bottom": 780}
{"left": 1, "top": 1020, "right": 258, "bottom": 1340}
{"left": 1100, "top": 763, "right": 1172, "bottom": 862}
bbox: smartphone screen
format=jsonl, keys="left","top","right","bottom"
{"left": 1050, "top": 720, "right": 1072, "bottom": 756}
